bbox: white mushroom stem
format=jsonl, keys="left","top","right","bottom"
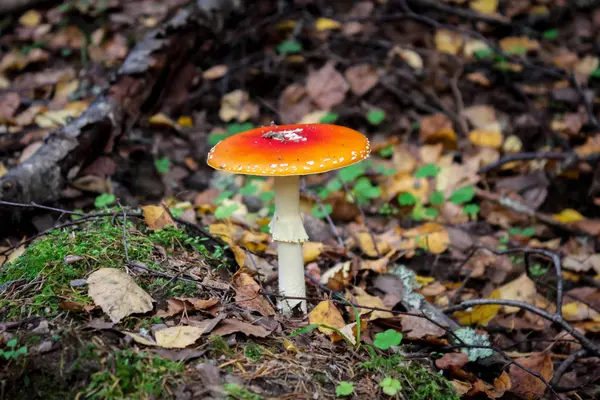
{"left": 269, "top": 175, "right": 309, "bottom": 314}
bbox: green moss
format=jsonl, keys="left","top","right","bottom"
{"left": 359, "top": 348, "right": 458, "bottom": 400}
{"left": 80, "top": 349, "right": 184, "bottom": 399}
{"left": 145, "top": 277, "right": 199, "bottom": 298}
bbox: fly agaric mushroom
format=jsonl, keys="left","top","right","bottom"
{"left": 206, "top": 124, "right": 370, "bottom": 313}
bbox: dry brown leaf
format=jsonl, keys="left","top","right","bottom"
{"left": 141, "top": 205, "right": 177, "bottom": 230}
{"left": 309, "top": 300, "right": 345, "bottom": 335}
{"left": 499, "top": 36, "right": 540, "bottom": 54}
{"left": 462, "top": 105, "right": 501, "bottom": 132}
{"left": 211, "top": 318, "right": 271, "bottom": 338}
{"left": 0, "top": 92, "right": 20, "bottom": 121}
{"left": 401, "top": 314, "right": 446, "bottom": 339}
{"left": 87, "top": 268, "right": 154, "bottom": 323}
{"left": 155, "top": 326, "right": 205, "bottom": 348}
{"left": 233, "top": 272, "right": 276, "bottom": 316}
{"left": 435, "top": 352, "right": 469, "bottom": 370}
{"left": 344, "top": 64, "right": 378, "bottom": 96}
{"left": 496, "top": 274, "right": 537, "bottom": 314}
{"left": 508, "top": 352, "right": 553, "bottom": 399}
{"left": 403, "top": 223, "right": 450, "bottom": 254}
{"left": 469, "top": 130, "right": 503, "bottom": 148}
{"left": 306, "top": 61, "right": 349, "bottom": 109}
{"left": 320, "top": 261, "right": 352, "bottom": 291}
{"left": 419, "top": 113, "right": 456, "bottom": 149}
{"left": 278, "top": 83, "right": 314, "bottom": 124}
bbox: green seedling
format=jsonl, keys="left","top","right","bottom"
{"left": 154, "top": 157, "right": 170, "bottom": 174}
{"left": 94, "top": 193, "right": 115, "bottom": 208}
{"left": 320, "top": 112, "right": 339, "bottom": 124}
{"left": 277, "top": 39, "right": 302, "bottom": 54}
{"left": 336, "top": 381, "right": 354, "bottom": 397}
{"left": 0, "top": 338, "right": 27, "bottom": 361}
{"left": 380, "top": 377, "right": 401, "bottom": 396}
{"left": 374, "top": 329, "right": 403, "bottom": 350}
{"left": 224, "top": 383, "right": 262, "bottom": 400}
{"left": 312, "top": 203, "right": 332, "bottom": 219}
{"left": 367, "top": 109, "right": 385, "bottom": 125}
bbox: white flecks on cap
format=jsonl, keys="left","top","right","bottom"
{"left": 306, "top": 160, "right": 314, "bottom": 165}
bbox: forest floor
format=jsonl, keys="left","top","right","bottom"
{"left": 1, "top": 0, "right": 600, "bottom": 399}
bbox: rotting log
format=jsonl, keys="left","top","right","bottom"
{"left": 0, "top": 0, "right": 241, "bottom": 207}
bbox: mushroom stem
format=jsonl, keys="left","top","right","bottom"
{"left": 270, "top": 175, "right": 308, "bottom": 314}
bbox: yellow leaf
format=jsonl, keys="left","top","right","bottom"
{"left": 552, "top": 208, "right": 585, "bottom": 224}
{"left": 148, "top": 113, "right": 175, "bottom": 128}
{"left": 19, "top": 10, "right": 41, "bottom": 27}
{"left": 391, "top": 46, "right": 423, "bottom": 71}
{"left": 403, "top": 223, "right": 450, "bottom": 254}
{"left": 469, "top": 130, "right": 503, "bottom": 148}
{"left": 315, "top": 18, "right": 341, "bottom": 31}
{"left": 209, "top": 223, "right": 235, "bottom": 246}
{"left": 469, "top": 0, "right": 498, "bottom": 14}
{"left": 434, "top": 29, "right": 463, "bottom": 55}
{"left": 503, "top": 135, "right": 523, "bottom": 153}
{"left": 353, "top": 230, "right": 390, "bottom": 257}
{"left": 416, "top": 275, "right": 435, "bottom": 286}
{"left": 562, "top": 301, "right": 600, "bottom": 322}
{"left": 454, "top": 289, "right": 501, "bottom": 326}
{"left": 54, "top": 80, "right": 79, "bottom": 101}
{"left": 309, "top": 300, "right": 345, "bottom": 335}
{"left": 352, "top": 287, "right": 393, "bottom": 321}
{"left": 177, "top": 116, "right": 193, "bottom": 128}
{"left": 276, "top": 20, "right": 297, "bottom": 30}
{"left": 303, "top": 242, "right": 324, "bottom": 263}
{"left": 0, "top": 162, "right": 7, "bottom": 178}
{"left": 141, "top": 205, "right": 177, "bottom": 230}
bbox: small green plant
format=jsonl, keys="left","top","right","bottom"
{"left": 335, "top": 381, "right": 354, "bottom": 397}
{"left": 529, "top": 263, "right": 549, "bottom": 277}
{"left": 543, "top": 29, "right": 558, "bottom": 40}
{"left": 81, "top": 349, "right": 183, "bottom": 399}
{"left": 154, "top": 157, "right": 170, "bottom": 174}
{"left": 380, "top": 377, "right": 401, "bottom": 396}
{"left": 94, "top": 193, "right": 115, "bottom": 208}
{"left": 244, "top": 342, "right": 263, "bottom": 362}
{"left": 378, "top": 145, "right": 394, "bottom": 158}
{"left": 224, "top": 383, "right": 262, "bottom": 400}
{"left": 0, "top": 338, "right": 27, "bottom": 361}
{"left": 209, "top": 335, "right": 235, "bottom": 357}
{"left": 312, "top": 203, "right": 332, "bottom": 219}
{"left": 277, "top": 39, "right": 302, "bottom": 54}
{"left": 414, "top": 163, "right": 440, "bottom": 178}
{"left": 320, "top": 112, "right": 339, "bottom": 124}
{"left": 367, "top": 109, "right": 385, "bottom": 125}
{"left": 508, "top": 226, "right": 535, "bottom": 237}
{"left": 374, "top": 329, "right": 403, "bottom": 350}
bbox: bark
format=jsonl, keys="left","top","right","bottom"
{"left": 0, "top": 0, "right": 241, "bottom": 205}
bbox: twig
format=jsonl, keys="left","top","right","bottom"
{"left": 300, "top": 188, "right": 344, "bottom": 248}
{"left": 339, "top": 179, "right": 380, "bottom": 257}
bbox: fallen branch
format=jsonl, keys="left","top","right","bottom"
{"left": 0, "top": 0, "right": 241, "bottom": 207}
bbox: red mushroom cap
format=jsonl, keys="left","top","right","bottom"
{"left": 206, "top": 124, "right": 370, "bottom": 176}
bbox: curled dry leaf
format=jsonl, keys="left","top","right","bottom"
{"left": 87, "top": 268, "right": 154, "bottom": 323}
{"left": 351, "top": 287, "right": 394, "bottom": 321}
{"left": 320, "top": 261, "right": 352, "bottom": 291}
{"left": 400, "top": 314, "right": 446, "bottom": 339}
{"left": 434, "top": 29, "right": 464, "bottom": 55}
{"left": 419, "top": 113, "right": 457, "bottom": 150}
{"left": 306, "top": 61, "right": 349, "bottom": 109}
{"left": 435, "top": 352, "right": 469, "bottom": 370}
{"left": 211, "top": 318, "right": 270, "bottom": 338}
{"left": 141, "top": 205, "right": 177, "bottom": 230}
{"left": 233, "top": 272, "right": 276, "bottom": 316}
{"left": 344, "top": 64, "right": 378, "bottom": 96}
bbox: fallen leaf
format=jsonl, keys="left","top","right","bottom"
{"left": 508, "top": 352, "right": 553, "bottom": 398}
{"left": 320, "top": 261, "right": 352, "bottom": 291}
{"left": 499, "top": 36, "right": 540, "bottom": 54}
{"left": 344, "top": 64, "right": 378, "bottom": 96}
{"left": 19, "top": 10, "right": 42, "bottom": 27}
{"left": 315, "top": 17, "right": 341, "bottom": 31}
{"left": 470, "top": 0, "right": 499, "bottom": 14}
{"left": 279, "top": 83, "right": 314, "bottom": 124}
{"left": 148, "top": 113, "right": 176, "bottom": 128}
{"left": 469, "top": 130, "right": 503, "bottom": 148}
{"left": 309, "top": 300, "right": 346, "bottom": 335}
{"left": 0, "top": 92, "right": 20, "bottom": 121}
{"left": 563, "top": 254, "right": 600, "bottom": 275}
{"left": 306, "top": 61, "right": 349, "bottom": 109}
{"left": 141, "top": 205, "right": 177, "bottom": 230}
{"left": 462, "top": 105, "right": 501, "bottom": 132}
{"left": 203, "top": 65, "right": 228, "bottom": 80}
{"left": 435, "top": 352, "right": 469, "bottom": 370}
{"left": 303, "top": 242, "right": 324, "bottom": 263}
{"left": 552, "top": 208, "right": 585, "bottom": 223}
{"left": 420, "top": 113, "right": 457, "bottom": 149}
{"left": 155, "top": 326, "right": 205, "bottom": 348}
{"left": 233, "top": 272, "right": 276, "bottom": 316}
{"left": 496, "top": 274, "right": 537, "bottom": 314}
{"left": 219, "top": 90, "right": 259, "bottom": 122}
{"left": 391, "top": 47, "right": 423, "bottom": 71}
{"left": 87, "top": 268, "right": 154, "bottom": 323}
{"left": 454, "top": 289, "right": 501, "bottom": 326}
{"left": 211, "top": 318, "right": 271, "bottom": 337}
{"left": 351, "top": 287, "right": 393, "bottom": 320}
{"left": 124, "top": 331, "right": 157, "bottom": 346}
{"left": 403, "top": 223, "right": 450, "bottom": 254}
{"left": 401, "top": 314, "right": 446, "bottom": 339}
{"left": 435, "top": 29, "right": 464, "bottom": 55}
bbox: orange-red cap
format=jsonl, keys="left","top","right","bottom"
{"left": 206, "top": 124, "right": 370, "bottom": 176}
